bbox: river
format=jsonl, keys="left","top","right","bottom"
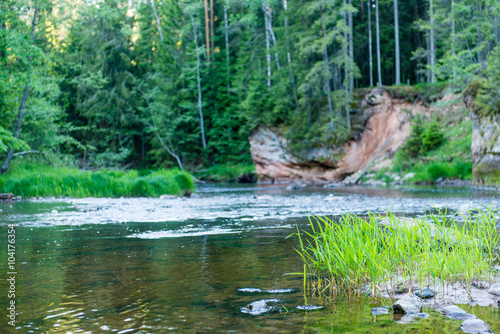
{"left": 1, "top": 184, "right": 500, "bottom": 333}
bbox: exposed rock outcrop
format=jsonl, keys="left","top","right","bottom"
{"left": 249, "top": 88, "right": 431, "bottom": 183}
{"left": 464, "top": 87, "right": 500, "bottom": 186}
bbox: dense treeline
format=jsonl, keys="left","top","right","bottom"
{"left": 1, "top": 0, "right": 500, "bottom": 172}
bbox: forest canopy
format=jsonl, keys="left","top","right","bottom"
{"left": 1, "top": 0, "right": 499, "bottom": 172}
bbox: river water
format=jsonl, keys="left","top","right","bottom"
{"left": 1, "top": 184, "right": 500, "bottom": 333}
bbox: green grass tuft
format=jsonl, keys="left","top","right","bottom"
{"left": 0, "top": 162, "right": 195, "bottom": 198}
{"left": 294, "top": 208, "right": 500, "bottom": 295}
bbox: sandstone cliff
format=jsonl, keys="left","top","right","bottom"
{"left": 249, "top": 88, "right": 432, "bottom": 183}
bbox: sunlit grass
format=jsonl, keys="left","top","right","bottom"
{"left": 0, "top": 162, "right": 195, "bottom": 197}
{"left": 293, "top": 207, "right": 500, "bottom": 296}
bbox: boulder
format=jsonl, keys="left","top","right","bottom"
{"left": 460, "top": 319, "right": 492, "bottom": 334}
{"left": 393, "top": 297, "right": 422, "bottom": 314}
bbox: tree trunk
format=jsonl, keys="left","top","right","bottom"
{"left": 320, "top": 7, "right": 334, "bottom": 122}
{"left": 204, "top": 0, "right": 210, "bottom": 62}
{"left": 394, "top": 0, "right": 401, "bottom": 85}
{"left": 496, "top": 0, "right": 500, "bottom": 44}
{"left": 451, "top": 0, "right": 457, "bottom": 81}
{"left": 264, "top": 0, "right": 272, "bottom": 88}
{"left": 375, "top": 0, "right": 383, "bottom": 86}
{"left": 264, "top": 6, "right": 280, "bottom": 70}
{"left": 348, "top": 0, "right": 354, "bottom": 92}
{"left": 150, "top": 0, "right": 164, "bottom": 42}
{"left": 343, "top": 3, "right": 351, "bottom": 130}
{"left": 368, "top": 0, "right": 373, "bottom": 87}
{"left": 224, "top": 1, "right": 231, "bottom": 93}
{"left": 1, "top": 6, "right": 38, "bottom": 174}
{"left": 282, "top": 0, "right": 298, "bottom": 109}
{"left": 210, "top": 0, "right": 214, "bottom": 56}
{"left": 191, "top": 16, "right": 207, "bottom": 149}
{"left": 429, "top": 0, "right": 436, "bottom": 83}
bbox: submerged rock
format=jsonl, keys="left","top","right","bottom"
{"left": 442, "top": 305, "right": 476, "bottom": 320}
{"left": 393, "top": 312, "right": 428, "bottom": 324}
{"left": 264, "top": 288, "right": 295, "bottom": 294}
{"left": 487, "top": 283, "right": 500, "bottom": 296}
{"left": 237, "top": 288, "right": 264, "bottom": 293}
{"left": 286, "top": 182, "right": 306, "bottom": 190}
{"left": 460, "top": 319, "right": 492, "bottom": 334}
{"left": 241, "top": 299, "right": 280, "bottom": 315}
{"left": 415, "top": 288, "right": 435, "bottom": 299}
{"left": 296, "top": 305, "right": 323, "bottom": 311}
{"left": 393, "top": 297, "right": 422, "bottom": 314}
{"left": 371, "top": 307, "right": 389, "bottom": 316}
{"left": 236, "top": 288, "right": 295, "bottom": 294}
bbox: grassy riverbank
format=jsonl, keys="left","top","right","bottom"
{"left": 0, "top": 162, "right": 195, "bottom": 198}
{"left": 294, "top": 209, "right": 499, "bottom": 295}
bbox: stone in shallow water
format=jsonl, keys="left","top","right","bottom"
{"left": 460, "top": 319, "right": 492, "bottom": 334}
{"left": 371, "top": 307, "right": 389, "bottom": 316}
{"left": 393, "top": 297, "right": 422, "bottom": 314}
{"left": 296, "top": 305, "right": 324, "bottom": 311}
{"left": 487, "top": 283, "right": 500, "bottom": 296}
{"left": 442, "top": 305, "right": 476, "bottom": 320}
{"left": 415, "top": 288, "right": 434, "bottom": 299}
{"left": 264, "top": 288, "right": 295, "bottom": 294}
{"left": 236, "top": 288, "right": 263, "bottom": 293}
{"left": 241, "top": 299, "right": 280, "bottom": 315}
{"left": 393, "top": 312, "right": 429, "bottom": 324}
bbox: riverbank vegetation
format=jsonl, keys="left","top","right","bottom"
{"left": 294, "top": 208, "right": 500, "bottom": 295}
{"left": 2, "top": 0, "right": 500, "bottom": 179}
{"left": 194, "top": 164, "right": 256, "bottom": 183}
{"left": 392, "top": 104, "right": 473, "bottom": 183}
{"left": 0, "top": 161, "right": 195, "bottom": 198}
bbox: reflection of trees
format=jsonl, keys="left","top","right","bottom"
{"left": 9, "top": 223, "right": 305, "bottom": 332}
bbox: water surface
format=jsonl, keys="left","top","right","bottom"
{"left": 1, "top": 184, "right": 500, "bottom": 333}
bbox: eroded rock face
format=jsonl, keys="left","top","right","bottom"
{"left": 470, "top": 112, "right": 500, "bottom": 185}
{"left": 249, "top": 126, "right": 338, "bottom": 183}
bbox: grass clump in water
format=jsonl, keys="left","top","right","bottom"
{"left": 294, "top": 208, "right": 499, "bottom": 296}
{"left": 0, "top": 162, "right": 195, "bottom": 198}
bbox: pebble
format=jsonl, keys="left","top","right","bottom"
{"left": 415, "top": 287, "right": 434, "bottom": 299}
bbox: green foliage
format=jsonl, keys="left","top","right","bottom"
{"left": 393, "top": 107, "right": 472, "bottom": 182}
{"left": 470, "top": 47, "right": 500, "bottom": 116}
{"left": 0, "top": 161, "right": 195, "bottom": 197}
{"left": 194, "top": 164, "right": 256, "bottom": 182}
{"left": 294, "top": 208, "right": 500, "bottom": 294}
{"left": 421, "top": 122, "right": 444, "bottom": 151}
